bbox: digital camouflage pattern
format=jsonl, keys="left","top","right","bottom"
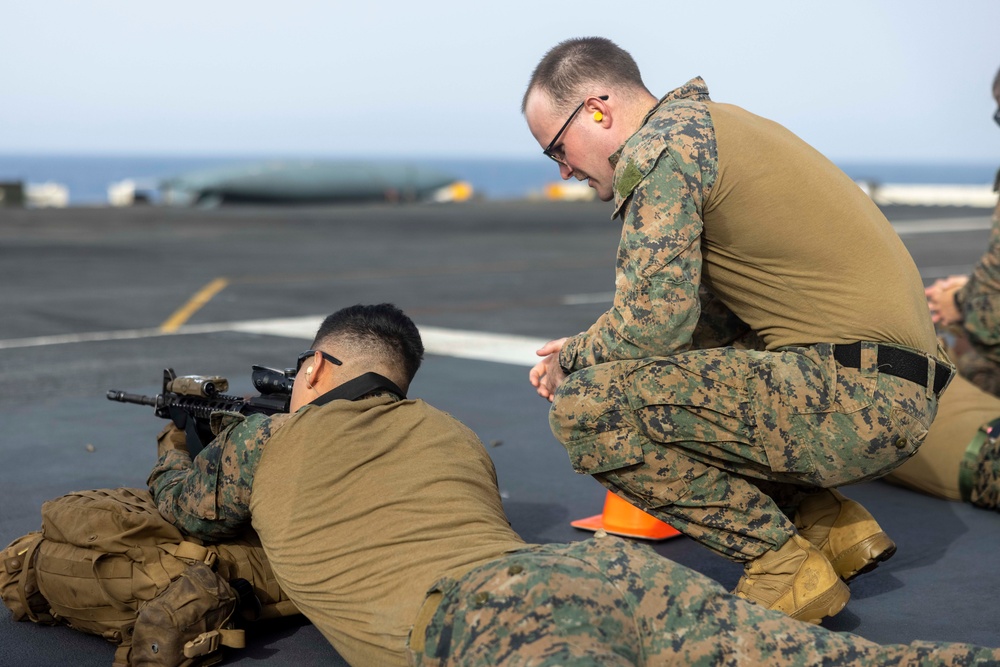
{"left": 558, "top": 78, "right": 717, "bottom": 374}
{"left": 147, "top": 412, "right": 292, "bottom": 541}
{"left": 409, "top": 532, "right": 1000, "bottom": 666}
{"left": 950, "top": 204, "right": 1000, "bottom": 395}
{"left": 550, "top": 342, "right": 940, "bottom": 562}
{"left": 970, "top": 436, "right": 1000, "bottom": 510}
{"left": 932, "top": 173, "right": 1000, "bottom": 498}
{"left": 944, "top": 334, "right": 1000, "bottom": 398}
{"left": 956, "top": 202, "right": 1000, "bottom": 358}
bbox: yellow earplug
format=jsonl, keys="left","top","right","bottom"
{"left": 593, "top": 111, "right": 604, "bottom": 122}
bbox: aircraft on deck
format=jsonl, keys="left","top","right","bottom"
{"left": 154, "top": 160, "right": 473, "bottom": 206}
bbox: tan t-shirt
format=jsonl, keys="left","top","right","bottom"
{"left": 562, "top": 79, "right": 937, "bottom": 372}
{"left": 249, "top": 395, "right": 525, "bottom": 666}
{"left": 704, "top": 101, "right": 937, "bottom": 355}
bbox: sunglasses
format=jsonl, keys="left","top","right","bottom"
{"left": 542, "top": 95, "right": 609, "bottom": 164}
{"left": 296, "top": 350, "right": 343, "bottom": 373}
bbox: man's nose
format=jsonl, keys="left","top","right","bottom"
{"left": 558, "top": 162, "right": 573, "bottom": 180}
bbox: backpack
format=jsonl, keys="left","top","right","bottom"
{"left": 0, "top": 487, "right": 299, "bottom": 666}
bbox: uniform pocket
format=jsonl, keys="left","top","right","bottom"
{"left": 749, "top": 352, "right": 831, "bottom": 416}
{"left": 755, "top": 413, "right": 819, "bottom": 475}
{"left": 746, "top": 357, "right": 823, "bottom": 475}
{"left": 562, "top": 419, "right": 646, "bottom": 475}
{"left": 834, "top": 363, "right": 878, "bottom": 413}
{"left": 885, "top": 406, "right": 929, "bottom": 460}
{"left": 866, "top": 373, "right": 933, "bottom": 478}
{"left": 602, "top": 465, "right": 692, "bottom": 508}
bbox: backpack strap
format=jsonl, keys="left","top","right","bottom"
{"left": 166, "top": 540, "right": 218, "bottom": 568}
{"left": 112, "top": 642, "right": 131, "bottom": 667}
{"left": 92, "top": 553, "right": 143, "bottom": 613}
{"left": 184, "top": 628, "right": 247, "bottom": 658}
{"left": 91, "top": 544, "right": 200, "bottom": 613}
{"left": 14, "top": 536, "right": 46, "bottom": 623}
{"left": 104, "top": 540, "right": 217, "bottom": 609}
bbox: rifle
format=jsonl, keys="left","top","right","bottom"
{"left": 107, "top": 366, "right": 294, "bottom": 456}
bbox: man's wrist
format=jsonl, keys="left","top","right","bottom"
{"left": 558, "top": 338, "right": 577, "bottom": 375}
{"left": 953, "top": 286, "right": 966, "bottom": 318}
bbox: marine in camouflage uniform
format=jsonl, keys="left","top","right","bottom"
{"left": 927, "top": 67, "right": 1000, "bottom": 396}
{"left": 524, "top": 38, "right": 953, "bottom": 622}
{"left": 942, "top": 192, "right": 1000, "bottom": 396}
{"left": 150, "top": 305, "right": 1000, "bottom": 667}
{"left": 546, "top": 78, "right": 950, "bottom": 557}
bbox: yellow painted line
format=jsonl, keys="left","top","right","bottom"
{"left": 159, "top": 277, "right": 229, "bottom": 333}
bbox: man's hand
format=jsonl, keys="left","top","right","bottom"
{"left": 156, "top": 422, "right": 189, "bottom": 458}
{"left": 926, "top": 275, "right": 969, "bottom": 325}
{"left": 529, "top": 338, "right": 569, "bottom": 402}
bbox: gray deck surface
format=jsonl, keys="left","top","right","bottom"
{"left": 1, "top": 200, "right": 998, "bottom": 665}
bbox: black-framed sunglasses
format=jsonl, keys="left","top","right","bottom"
{"left": 542, "top": 95, "right": 609, "bottom": 164}
{"left": 296, "top": 349, "right": 343, "bottom": 373}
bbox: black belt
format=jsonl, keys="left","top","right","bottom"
{"left": 833, "top": 342, "right": 952, "bottom": 396}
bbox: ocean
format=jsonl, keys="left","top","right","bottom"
{"left": 0, "top": 154, "right": 996, "bottom": 205}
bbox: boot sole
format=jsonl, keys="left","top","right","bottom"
{"left": 788, "top": 578, "right": 851, "bottom": 625}
{"left": 829, "top": 531, "right": 897, "bottom": 583}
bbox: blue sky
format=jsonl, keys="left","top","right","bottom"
{"left": 3, "top": 0, "right": 999, "bottom": 163}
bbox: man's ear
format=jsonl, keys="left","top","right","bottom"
{"left": 304, "top": 365, "right": 315, "bottom": 387}
{"left": 307, "top": 351, "right": 339, "bottom": 389}
{"left": 586, "top": 95, "right": 611, "bottom": 127}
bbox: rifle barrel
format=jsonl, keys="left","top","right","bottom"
{"left": 106, "top": 390, "right": 161, "bottom": 407}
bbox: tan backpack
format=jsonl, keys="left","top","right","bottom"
{"left": 0, "top": 487, "right": 299, "bottom": 666}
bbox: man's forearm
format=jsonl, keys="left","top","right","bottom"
{"left": 148, "top": 449, "right": 248, "bottom": 542}
{"left": 961, "top": 216, "right": 1000, "bottom": 346}
{"left": 559, "top": 271, "right": 701, "bottom": 372}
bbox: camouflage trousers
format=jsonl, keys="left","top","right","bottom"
{"left": 407, "top": 533, "right": 998, "bottom": 667}
{"left": 549, "top": 342, "right": 944, "bottom": 561}
{"left": 968, "top": 435, "right": 1000, "bottom": 510}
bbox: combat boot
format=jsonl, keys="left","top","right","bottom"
{"left": 794, "top": 489, "right": 896, "bottom": 582}
{"left": 733, "top": 534, "right": 850, "bottom": 624}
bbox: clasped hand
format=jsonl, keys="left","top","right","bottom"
{"left": 529, "top": 337, "right": 569, "bottom": 402}
{"left": 925, "top": 275, "right": 969, "bottom": 326}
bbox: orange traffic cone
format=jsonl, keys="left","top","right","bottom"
{"left": 571, "top": 491, "right": 682, "bottom": 541}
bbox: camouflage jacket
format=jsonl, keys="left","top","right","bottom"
{"left": 559, "top": 78, "right": 727, "bottom": 373}
{"left": 147, "top": 411, "right": 292, "bottom": 541}
{"left": 955, "top": 197, "right": 1000, "bottom": 360}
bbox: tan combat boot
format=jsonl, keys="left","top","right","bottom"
{"left": 734, "top": 534, "right": 850, "bottom": 624}
{"left": 794, "top": 489, "right": 897, "bottom": 582}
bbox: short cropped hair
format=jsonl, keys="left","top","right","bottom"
{"left": 312, "top": 303, "right": 424, "bottom": 383}
{"left": 522, "top": 37, "right": 648, "bottom": 114}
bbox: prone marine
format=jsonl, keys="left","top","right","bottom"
{"left": 9, "top": 303, "right": 1000, "bottom": 666}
